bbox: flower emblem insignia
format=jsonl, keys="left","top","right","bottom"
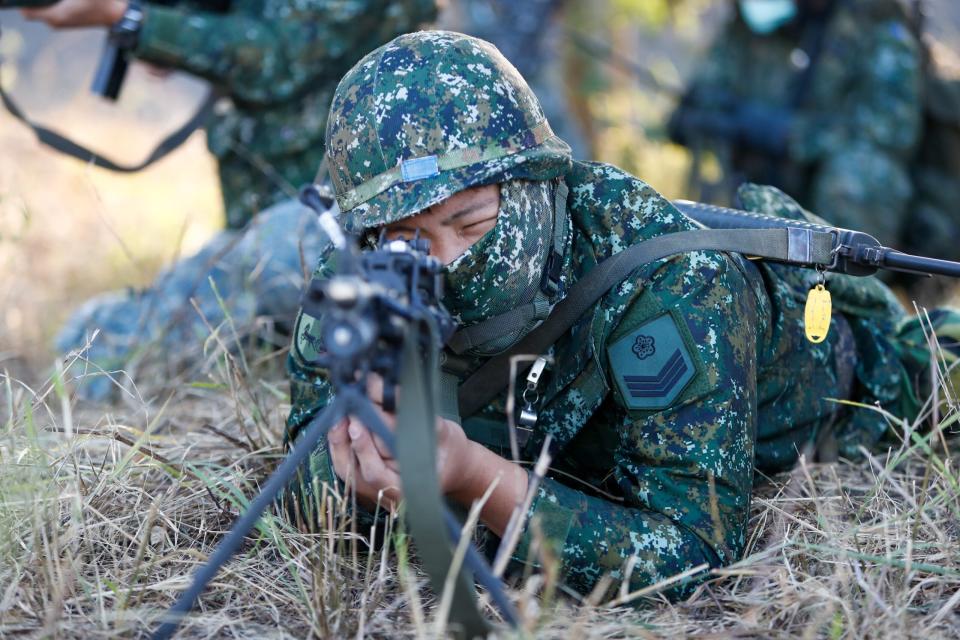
{"left": 632, "top": 334, "right": 656, "bottom": 360}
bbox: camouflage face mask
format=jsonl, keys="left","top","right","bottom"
{"left": 442, "top": 179, "right": 557, "bottom": 356}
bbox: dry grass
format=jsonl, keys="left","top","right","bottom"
{"left": 2, "top": 328, "right": 960, "bottom": 639}
{"left": 4, "top": 9, "right": 960, "bottom": 639}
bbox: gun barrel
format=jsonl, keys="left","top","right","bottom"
{"left": 883, "top": 250, "right": 960, "bottom": 279}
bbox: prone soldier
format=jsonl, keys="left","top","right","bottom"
{"left": 285, "top": 31, "right": 960, "bottom": 599}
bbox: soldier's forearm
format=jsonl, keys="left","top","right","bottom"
{"left": 132, "top": 1, "right": 401, "bottom": 106}
{"left": 448, "top": 442, "right": 528, "bottom": 538}
{"left": 20, "top": 0, "right": 126, "bottom": 28}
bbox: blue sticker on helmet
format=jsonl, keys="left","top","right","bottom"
{"left": 608, "top": 312, "right": 697, "bottom": 410}
{"left": 401, "top": 155, "right": 440, "bottom": 182}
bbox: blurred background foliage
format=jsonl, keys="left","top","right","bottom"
{"left": 0, "top": 0, "right": 959, "bottom": 382}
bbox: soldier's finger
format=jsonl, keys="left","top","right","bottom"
{"left": 371, "top": 432, "right": 394, "bottom": 461}
{"left": 328, "top": 424, "right": 356, "bottom": 482}
{"left": 327, "top": 418, "right": 350, "bottom": 447}
{"left": 367, "top": 374, "right": 385, "bottom": 405}
{"left": 349, "top": 421, "right": 394, "bottom": 486}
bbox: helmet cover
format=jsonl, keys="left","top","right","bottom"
{"left": 324, "top": 30, "right": 573, "bottom": 233}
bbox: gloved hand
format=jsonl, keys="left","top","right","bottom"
{"left": 734, "top": 102, "right": 793, "bottom": 156}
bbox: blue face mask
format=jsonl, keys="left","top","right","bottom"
{"left": 738, "top": 0, "right": 798, "bottom": 35}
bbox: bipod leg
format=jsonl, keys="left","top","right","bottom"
{"left": 152, "top": 396, "right": 348, "bottom": 640}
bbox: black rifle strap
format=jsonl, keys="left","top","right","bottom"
{"left": 0, "top": 80, "right": 215, "bottom": 172}
{"left": 456, "top": 225, "right": 836, "bottom": 418}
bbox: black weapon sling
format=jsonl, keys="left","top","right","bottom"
{"left": 0, "top": 80, "right": 215, "bottom": 172}
{"left": 457, "top": 204, "right": 839, "bottom": 418}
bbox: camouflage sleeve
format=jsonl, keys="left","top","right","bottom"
{"left": 514, "top": 248, "right": 760, "bottom": 599}
{"left": 791, "top": 19, "right": 923, "bottom": 162}
{"left": 134, "top": 0, "right": 437, "bottom": 106}
{"left": 283, "top": 247, "right": 340, "bottom": 516}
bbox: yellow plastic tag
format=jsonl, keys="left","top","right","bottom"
{"left": 804, "top": 284, "right": 832, "bottom": 343}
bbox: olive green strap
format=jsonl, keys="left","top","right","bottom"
{"left": 457, "top": 226, "right": 836, "bottom": 417}
{"left": 447, "top": 296, "right": 552, "bottom": 355}
{"left": 395, "top": 321, "right": 490, "bottom": 638}
{"left": 437, "top": 369, "right": 462, "bottom": 425}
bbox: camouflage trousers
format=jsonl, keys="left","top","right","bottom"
{"left": 56, "top": 198, "right": 328, "bottom": 401}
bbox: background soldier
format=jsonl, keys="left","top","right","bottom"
{"left": 22, "top": 0, "right": 438, "bottom": 229}
{"left": 29, "top": 0, "right": 438, "bottom": 400}
{"left": 286, "top": 31, "right": 960, "bottom": 599}
{"left": 668, "top": 0, "right": 923, "bottom": 250}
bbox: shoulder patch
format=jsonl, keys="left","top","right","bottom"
{"left": 293, "top": 310, "right": 326, "bottom": 365}
{"left": 607, "top": 312, "right": 697, "bottom": 411}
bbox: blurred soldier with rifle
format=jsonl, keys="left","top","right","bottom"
{"left": 667, "top": 0, "right": 960, "bottom": 266}
{"left": 3, "top": 0, "right": 438, "bottom": 400}
{"left": 15, "top": 0, "right": 437, "bottom": 228}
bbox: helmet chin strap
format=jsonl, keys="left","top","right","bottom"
{"left": 446, "top": 180, "right": 570, "bottom": 357}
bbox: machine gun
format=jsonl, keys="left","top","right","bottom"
{"left": 152, "top": 186, "right": 519, "bottom": 640}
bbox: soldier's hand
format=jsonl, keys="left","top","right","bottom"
{"left": 327, "top": 374, "right": 481, "bottom": 511}
{"left": 21, "top": 0, "right": 127, "bottom": 28}
{"left": 328, "top": 415, "right": 402, "bottom": 510}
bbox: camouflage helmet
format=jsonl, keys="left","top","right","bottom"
{"left": 324, "top": 30, "right": 573, "bottom": 232}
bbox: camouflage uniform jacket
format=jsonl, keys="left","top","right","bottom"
{"left": 287, "top": 161, "right": 912, "bottom": 599}
{"left": 132, "top": 0, "right": 437, "bottom": 226}
{"left": 679, "top": 0, "right": 922, "bottom": 207}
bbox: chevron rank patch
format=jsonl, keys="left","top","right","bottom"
{"left": 608, "top": 312, "right": 698, "bottom": 411}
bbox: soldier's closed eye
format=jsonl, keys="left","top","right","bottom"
{"left": 462, "top": 217, "right": 497, "bottom": 232}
